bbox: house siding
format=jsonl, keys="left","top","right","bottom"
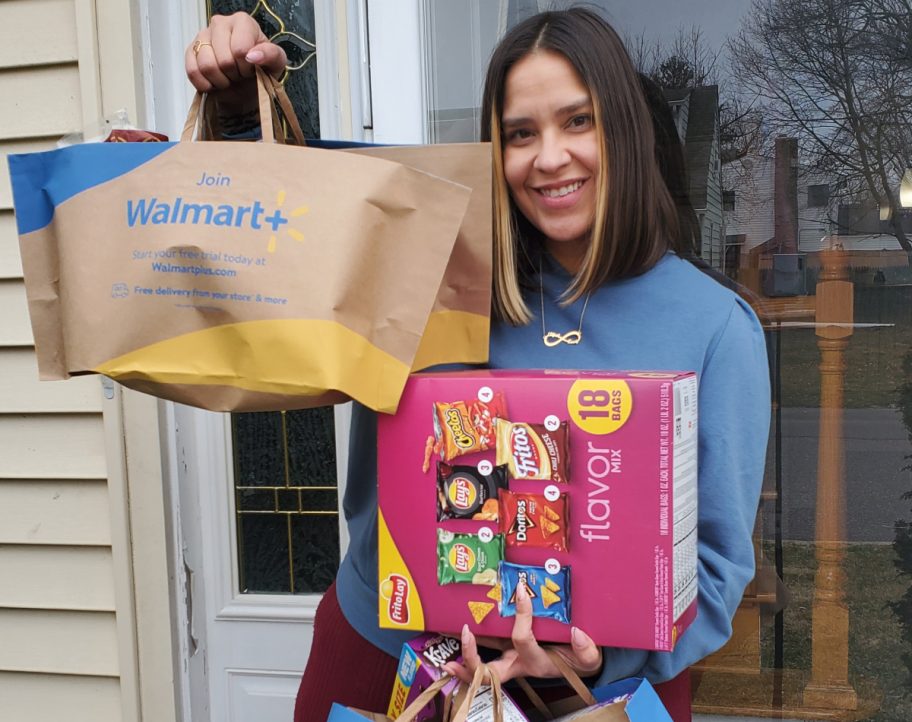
{"left": 703, "top": 118, "right": 723, "bottom": 267}
{"left": 0, "top": 0, "right": 126, "bottom": 719}
{"left": 723, "top": 154, "right": 836, "bottom": 256}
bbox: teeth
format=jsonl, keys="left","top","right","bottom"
{"left": 540, "top": 181, "right": 582, "bottom": 198}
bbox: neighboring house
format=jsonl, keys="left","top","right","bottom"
{"left": 722, "top": 150, "right": 910, "bottom": 280}
{"left": 665, "top": 85, "right": 724, "bottom": 270}
{"left": 723, "top": 152, "right": 832, "bottom": 257}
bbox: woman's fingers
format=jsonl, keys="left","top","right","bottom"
{"left": 244, "top": 40, "right": 288, "bottom": 78}
{"left": 439, "top": 588, "right": 601, "bottom": 687}
{"left": 567, "top": 626, "right": 603, "bottom": 674}
{"left": 509, "top": 582, "right": 539, "bottom": 658}
{"left": 185, "top": 12, "right": 287, "bottom": 98}
{"left": 442, "top": 624, "right": 483, "bottom": 685}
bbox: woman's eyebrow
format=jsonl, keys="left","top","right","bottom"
{"left": 556, "top": 99, "right": 592, "bottom": 116}
{"left": 501, "top": 98, "right": 592, "bottom": 128}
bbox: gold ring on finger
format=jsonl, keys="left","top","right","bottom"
{"left": 193, "top": 40, "right": 212, "bottom": 55}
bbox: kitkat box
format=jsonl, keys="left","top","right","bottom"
{"left": 377, "top": 370, "right": 698, "bottom": 651}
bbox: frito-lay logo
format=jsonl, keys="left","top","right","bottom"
{"left": 445, "top": 409, "right": 476, "bottom": 449}
{"left": 381, "top": 574, "right": 410, "bottom": 625}
{"left": 510, "top": 425, "right": 541, "bottom": 477}
{"left": 447, "top": 475, "right": 477, "bottom": 510}
{"left": 508, "top": 499, "right": 536, "bottom": 541}
{"left": 448, "top": 543, "right": 476, "bottom": 573}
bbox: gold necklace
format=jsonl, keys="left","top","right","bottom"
{"left": 539, "top": 260, "right": 593, "bottom": 347}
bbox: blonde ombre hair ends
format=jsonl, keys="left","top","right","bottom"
{"left": 481, "top": 8, "right": 678, "bottom": 325}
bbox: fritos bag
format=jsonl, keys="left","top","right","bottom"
{"left": 7, "top": 69, "right": 491, "bottom": 413}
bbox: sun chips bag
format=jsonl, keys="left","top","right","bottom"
{"left": 7, "top": 69, "right": 491, "bottom": 413}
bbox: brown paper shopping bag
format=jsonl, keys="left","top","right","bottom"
{"left": 230, "top": 70, "right": 494, "bottom": 373}
{"left": 8, "top": 69, "right": 491, "bottom": 413}
{"left": 327, "top": 665, "right": 489, "bottom": 722}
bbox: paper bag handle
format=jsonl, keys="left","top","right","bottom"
{"left": 393, "top": 670, "right": 467, "bottom": 722}
{"left": 180, "top": 66, "right": 306, "bottom": 146}
{"left": 445, "top": 665, "right": 491, "bottom": 722}
{"left": 511, "top": 648, "right": 598, "bottom": 719}
{"left": 544, "top": 649, "right": 597, "bottom": 705}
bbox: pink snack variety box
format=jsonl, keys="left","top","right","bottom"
{"left": 377, "top": 370, "right": 699, "bottom": 651}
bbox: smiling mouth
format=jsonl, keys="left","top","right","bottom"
{"left": 537, "top": 180, "right": 584, "bottom": 198}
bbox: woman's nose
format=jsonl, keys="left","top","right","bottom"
{"left": 533, "top": 132, "right": 570, "bottom": 173}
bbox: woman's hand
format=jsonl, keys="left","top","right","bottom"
{"left": 442, "top": 583, "right": 602, "bottom": 684}
{"left": 185, "top": 12, "right": 287, "bottom": 114}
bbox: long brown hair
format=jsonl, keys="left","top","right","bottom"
{"left": 481, "top": 8, "right": 680, "bottom": 324}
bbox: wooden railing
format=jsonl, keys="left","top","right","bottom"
{"left": 691, "top": 250, "right": 880, "bottom": 720}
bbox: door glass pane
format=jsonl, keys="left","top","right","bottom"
{"left": 210, "top": 0, "right": 320, "bottom": 137}
{"left": 232, "top": 409, "right": 339, "bottom": 594}
{"left": 209, "top": 0, "right": 338, "bottom": 595}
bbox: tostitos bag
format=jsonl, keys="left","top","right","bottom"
{"left": 7, "top": 68, "right": 491, "bottom": 413}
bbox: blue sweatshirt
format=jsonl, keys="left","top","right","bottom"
{"left": 335, "top": 252, "right": 770, "bottom": 687}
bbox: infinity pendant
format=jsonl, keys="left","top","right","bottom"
{"left": 543, "top": 331, "right": 582, "bottom": 347}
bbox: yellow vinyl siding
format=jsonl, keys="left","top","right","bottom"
{"left": 0, "top": 415, "right": 107, "bottom": 478}
{"left": 0, "top": 211, "right": 22, "bottom": 277}
{"left": 0, "top": 480, "right": 111, "bottom": 545}
{"left": 0, "top": 672, "right": 121, "bottom": 722}
{"left": 0, "top": 0, "right": 145, "bottom": 718}
{"left": 1, "top": 138, "right": 60, "bottom": 209}
{"left": 0, "top": 279, "right": 31, "bottom": 345}
{"left": 0, "top": 0, "right": 79, "bottom": 68}
{"left": 0, "top": 65, "right": 83, "bottom": 138}
{"left": 0, "top": 349, "right": 103, "bottom": 412}
{"left": 0, "top": 608, "right": 119, "bottom": 676}
{"left": 0, "top": 545, "right": 115, "bottom": 610}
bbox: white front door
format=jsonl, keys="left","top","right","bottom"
{"left": 167, "top": 402, "right": 353, "bottom": 722}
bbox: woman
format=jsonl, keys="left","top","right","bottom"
{"left": 186, "top": 9, "right": 770, "bottom": 722}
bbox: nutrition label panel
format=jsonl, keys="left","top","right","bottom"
{"left": 672, "top": 375, "right": 699, "bottom": 618}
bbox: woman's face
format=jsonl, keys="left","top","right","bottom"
{"left": 501, "top": 50, "right": 600, "bottom": 268}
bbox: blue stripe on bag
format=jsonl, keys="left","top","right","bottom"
{"left": 8, "top": 142, "right": 174, "bottom": 234}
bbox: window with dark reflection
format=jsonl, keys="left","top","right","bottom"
{"left": 597, "top": 0, "right": 911, "bottom": 719}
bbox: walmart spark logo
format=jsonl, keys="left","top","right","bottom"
{"left": 267, "top": 189, "right": 309, "bottom": 253}
{"left": 125, "top": 189, "right": 309, "bottom": 253}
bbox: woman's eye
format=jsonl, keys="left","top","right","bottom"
{"left": 568, "top": 114, "right": 593, "bottom": 129}
{"left": 505, "top": 128, "right": 533, "bottom": 143}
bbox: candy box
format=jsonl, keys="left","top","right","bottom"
{"left": 377, "top": 370, "right": 699, "bottom": 650}
{"left": 386, "top": 632, "right": 528, "bottom": 722}
{"left": 388, "top": 633, "right": 461, "bottom": 721}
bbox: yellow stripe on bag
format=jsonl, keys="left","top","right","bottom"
{"left": 411, "top": 310, "right": 490, "bottom": 371}
{"left": 93, "top": 319, "right": 411, "bottom": 413}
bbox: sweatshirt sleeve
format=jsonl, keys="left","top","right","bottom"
{"left": 594, "top": 295, "right": 771, "bottom": 686}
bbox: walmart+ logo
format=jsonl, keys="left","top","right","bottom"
{"left": 125, "top": 189, "right": 309, "bottom": 253}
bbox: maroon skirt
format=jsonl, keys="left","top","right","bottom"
{"left": 294, "top": 582, "right": 691, "bottom": 722}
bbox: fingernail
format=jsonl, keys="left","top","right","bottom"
{"left": 246, "top": 49, "right": 264, "bottom": 62}
{"left": 462, "top": 623, "right": 470, "bottom": 643}
{"left": 571, "top": 626, "right": 589, "bottom": 647}
{"left": 517, "top": 583, "right": 527, "bottom": 600}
